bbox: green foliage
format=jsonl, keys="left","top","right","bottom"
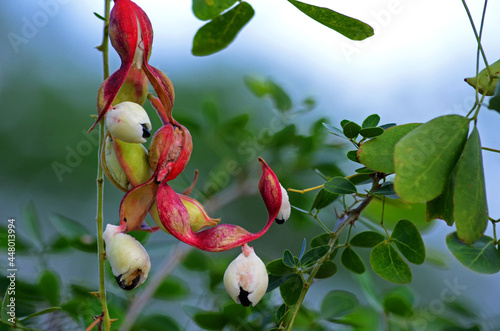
{"left": 394, "top": 115, "right": 470, "bottom": 203}
{"left": 311, "top": 188, "right": 339, "bottom": 211}
{"left": 488, "top": 81, "right": 500, "bottom": 112}
{"left": 192, "top": 0, "right": 237, "bottom": 20}
{"left": 358, "top": 123, "right": 421, "bottom": 173}
{"left": 446, "top": 232, "right": 500, "bottom": 274}
{"left": 391, "top": 219, "right": 425, "bottom": 265}
{"left": 320, "top": 290, "right": 359, "bottom": 319}
{"left": 287, "top": 0, "right": 374, "bottom": 40}
{"left": 300, "top": 245, "right": 330, "bottom": 268}
{"left": 453, "top": 127, "right": 488, "bottom": 244}
{"left": 341, "top": 247, "right": 365, "bottom": 274}
{"left": 192, "top": 2, "right": 254, "bottom": 56}
{"left": 244, "top": 76, "right": 293, "bottom": 112}
{"left": 324, "top": 177, "right": 357, "bottom": 194}
{"left": 350, "top": 231, "right": 384, "bottom": 248}
{"left": 370, "top": 241, "right": 412, "bottom": 284}
{"left": 342, "top": 121, "right": 361, "bottom": 139}
{"left": 382, "top": 287, "right": 414, "bottom": 317}
{"left": 280, "top": 275, "right": 303, "bottom": 306}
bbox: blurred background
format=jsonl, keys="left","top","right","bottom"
{"left": 1, "top": 0, "right": 500, "bottom": 330}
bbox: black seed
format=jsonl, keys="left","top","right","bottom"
{"left": 115, "top": 273, "right": 141, "bottom": 290}
{"left": 123, "top": 218, "right": 127, "bottom": 223}
{"left": 141, "top": 123, "right": 151, "bottom": 138}
{"left": 238, "top": 287, "right": 252, "bottom": 307}
{"left": 275, "top": 218, "right": 285, "bottom": 225}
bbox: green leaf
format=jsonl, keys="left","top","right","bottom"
{"left": 362, "top": 114, "right": 380, "bottom": 128}
{"left": 363, "top": 198, "right": 433, "bottom": 232}
{"left": 37, "top": 270, "right": 60, "bottom": 306}
{"left": 244, "top": 76, "right": 293, "bottom": 112}
{"left": 311, "top": 233, "right": 331, "bottom": 248}
{"left": 267, "top": 259, "right": 295, "bottom": 276}
{"left": 464, "top": 58, "right": 500, "bottom": 96}
{"left": 391, "top": 220, "right": 425, "bottom": 265}
{"left": 315, "top": 260, "right": 337, "bottom": 279}
{"left": 134, "top": 315, "right": 181, "bottom": 331}
{"left": 341, "top": 247, "right": 365, "bottom": 274}
{"left": 93, "top": 12, "right": 106, "bottom": 21}
{"left": 193, "top": 312, "right": 228, "bottom": 330}
{"left": 0, "top": 226, "right": 32, "bottom": 253}
{"left": 280, "top": 275, "right": 303, "bottom": 306}
{"left": 182, "top": 250, "right": 210, "bottom": 272}
{"left": 340, "top": 119, "right": 350, "bottom": 128}
{"left": 346, "top": 150, "right": 359, "bottom": 163}
{"left": 49, "top": 213, "right": 90, "bottom": 239}
{"left": 446, "top": 232, "right": 500, "bottom": 274}
{"left": 453, "top": 127, "right": 488, "bottom": 245}
{"left": 267, "top": 273, "right": 295, "bottom": 293}
{"left": 394, "top": 115, "right": 470, "bottom": 203}
{"left": 276, "top": 303, "right": 287, "bottom": 324}
{"left": 192, "top": 0, "right": 237, "bottom": 20}
{"left": 324, "top": 177, "right": 357, "bottom": 194}
{"left": 355, "top": 167, "right": 375, "bottom": 174}
{"left": 283, "top": 250, "right": 296, "bottom": 268}
{"left": 426, "top": 166, "right": 456, "bottom": 226}
{"left": 342, "top": 121, "right": 361, "bottom": 139}
{"left": 337, "top": 306, "right": 380, "bottom": 329}
{"left": 154, "top": 276, "right": 189, "bottom": 300}
{"left": 323, "top": 123, "right": 345, "bottom": 138}
{"left": 357, "top": 123, "right": 421, "bottom": 174}
{"left": 372, "top": 182, "right": 397, "bottom": 198}
{"left": 18, "top": 307, "right": 61, "bottom": 322}
{"left": 379, "top": 123, "right": 397, "bottom": 130}
{"left": 311, "top": 188, "right": 339, "bottom": 211}
{"left": 370, "top": 242, "right": 412, "bottom": 284}
{"left": 359, "top": 127, "right": 384, "bottom": 138}
{"left": 320, "top": 290, "right": 359, "bottom": 318}
{"left": 350, "top": 231, "right": 385, "bottom": 248}
{"left": 222, "top": 303, "right": 248, "bottom": 324}
{"left": 192, "top": 2, "right": 254, "bottom": 56}
{"left": 287, "top": 0, "right": 374, "bottom": 40}
{"left": 300, "top": 245, "right": 330, "bottom": 268}
{"left": 488, "top": 81, "right": 500, "bottom": 113}
{"left": 23, "top": 201, "right": 43, "bottom": 246}
{"left": 347, "top": 173, "right": 372, "bottom": 186}
{"left": 382, "top": 287, "right": 414, "bottom": 317}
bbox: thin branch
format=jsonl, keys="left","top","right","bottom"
{"left": 95, "top": 1, "right": 112, "bottom": 330}
{"left": 284, "top": 174, "right": 383, "bottom": 330}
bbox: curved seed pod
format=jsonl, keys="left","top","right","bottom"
{"left": 119, "top": 178, "right": 158, "bottom": 232}
{"left": 102, "top": 134, "right": 129, "bottom": 192}
{"left": 89, "top": 0, "right": 155, "bottom": 132}
{"left": 149, "top": 195, "right": 218, "bottom": 234}
{"left": 102, "top": 132, "right": 153, "bottom": 192}
{"left": 156, "top": 158, "right": 286, "bottom": 252}
{"left": 148, "top": 124, "right": 193, "bottom": 183}
{"left": 224, "top": 244, "right": 268, "bottom": 307}
{"left": 103, "top": 223, "right": 151, "bottom": 290}
{"left": 97, "top": 65, "right": 148, "bottom": 115}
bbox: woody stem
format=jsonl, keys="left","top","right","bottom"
{"left": 95, "top": 0, "right": 112, "bottom": 330}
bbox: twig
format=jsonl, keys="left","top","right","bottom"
{"left": 284, "top": 174, "right": 383, "bottom": 330}
{"left": 95, "top": 1, "right": 112, "bottom": 330}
